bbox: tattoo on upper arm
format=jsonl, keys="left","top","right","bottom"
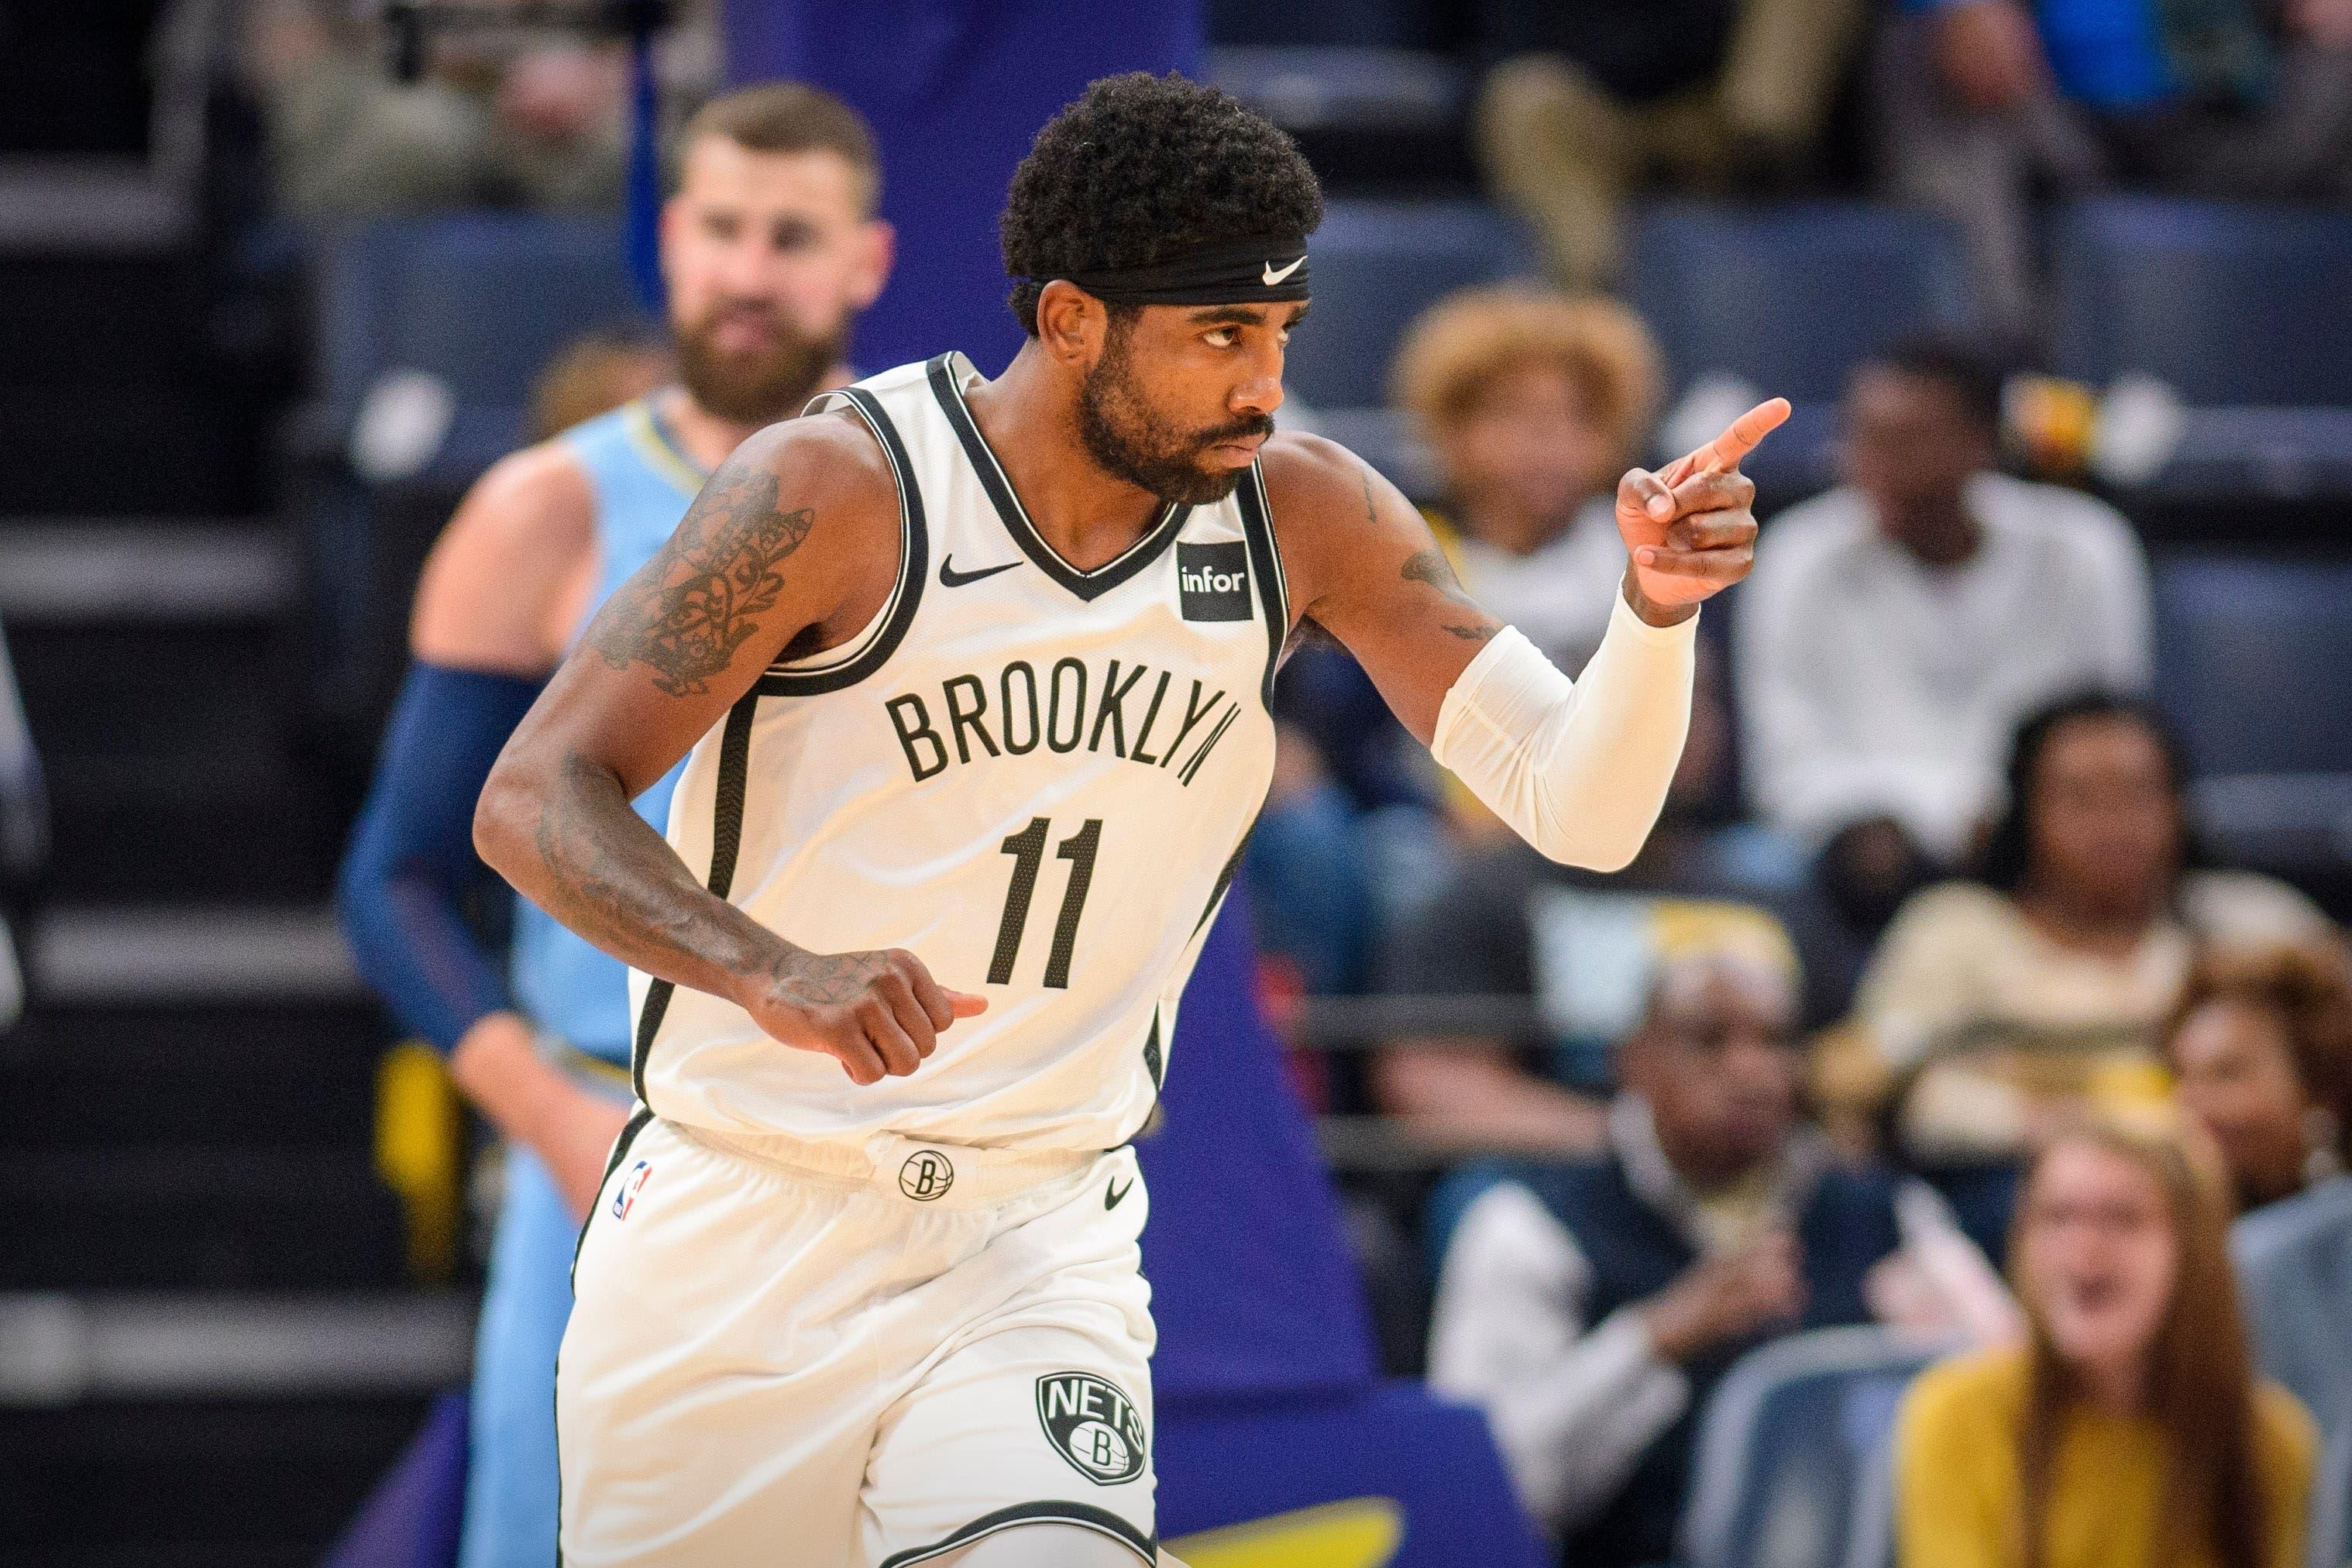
{"left": 589, "top": 461, "right": 813, "bottom": 696}
{"left": 1401, "top": 548, "right": 1500, "bottom": 645}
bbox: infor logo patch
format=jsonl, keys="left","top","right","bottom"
{"left": 1176, "top": 542, "right": 1251, "bottom": 622}
{"left": 1035, "top": 1371, "right": 1148, "bottom": 1484}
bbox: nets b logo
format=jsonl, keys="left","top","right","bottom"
{"left": 1036, "top": 1372, "right": 1148, "bottom": 1484}
{"left": 1177, "top": 542, "right": 1250, "bottom": 622}
{"left": 898, "top": 1150, "right": 954, "bottom": 1202}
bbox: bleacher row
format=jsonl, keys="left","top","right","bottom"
{"left": 305, "top": 196, "right": 2352, "bottom": 899}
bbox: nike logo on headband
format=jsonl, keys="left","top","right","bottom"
{"left": 1262, "top": 256, "right": 1305, "bottom": 286}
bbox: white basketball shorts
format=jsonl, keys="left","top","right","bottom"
{"left": 557, "top": 1113, "right": 1158, "bottom": 1566}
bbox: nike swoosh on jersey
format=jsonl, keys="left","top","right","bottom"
{"left": 938, "top": 555, "right": 1022, "bottom": 589}
{"left": 1261, "top": 256, "right": 1305, "bottom": 286}
{"left": 1105, "top": 1177, "right": 1135, "bottom": 1210}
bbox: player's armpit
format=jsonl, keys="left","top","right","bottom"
{"left": 1255, "top": 432, "right": 1501, "bottom": 747}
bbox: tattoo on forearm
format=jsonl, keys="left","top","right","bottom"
{"left": 1401, "top": 548, "right": 1500, "bottom": 645}
{"left": 589, "top": 462, "right": 813, "bottom": 696}
{"left": 1362, "top": 469, "right": 1379, "bottom": 524}
{"left": 529, "top": 751, "right": 747, "bottom": 982}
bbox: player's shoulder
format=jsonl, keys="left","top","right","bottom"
{"left": 1254, "top": 427, "right": 1372, "bottom": 519}
{"left": 412, "top": 438, "right": 600, "bottom": 668}
{"left": 725, "top": 406, "right": 901, "bottom": 533}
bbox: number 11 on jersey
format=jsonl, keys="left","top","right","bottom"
{"left": 988, "top": 817, "right": 1102, "bottom": 988}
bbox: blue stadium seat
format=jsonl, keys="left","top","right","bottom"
{"left": 2151, "top": 554, "right": 2352, "bottom": 868}
{"left": 2052, "top": 199, "right": 2352, "bottom": 407}
{"left": 312, "top": 213, "right": 650, "bottom": 475}
{"left": 1680, "top": 1326, "right": 1962, "bottom": 1568}
{"left": 1280, "top": 199, "right": 1540, "bottom": 411}
{"left": 1628, "top": 202, "right": 1974, "bottom": 407}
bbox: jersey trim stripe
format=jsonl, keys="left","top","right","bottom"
{"left": 1234, "top": 459, "right": 1288, "bottom": 707}
{"left": 621, "top": 398, "right": 707, "bottom": 499}
{"left": 875, "top": 1501, "right": 1156, "bottom": 1568}
{"left": 927, "top": 352, "right": 1192, "bottom": 603}
{"left": 758, "top": 385, "right": 929, "bottom": 696}
{"left": 630, "top": 692, "right": 762, "bottom": 1103}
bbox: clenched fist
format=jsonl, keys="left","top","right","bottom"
{"left": 731, "top": 945, "right": 987, "bottom": 1085}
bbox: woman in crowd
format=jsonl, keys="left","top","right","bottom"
{"left": 1855, "top": 693, "right": 2336, "bottom": 1167}
{"left": 1896, "top": 1113, "right": 2316, "bottom": 1568}
{"left": 1389, "top": 284, "right": 1662, "bottom": 673}
{"left": 2166, "top": 942, "right": 2352, "bottom": 1215}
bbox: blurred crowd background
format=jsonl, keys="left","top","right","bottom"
{"left": 2, "top": 1, "right": 2351, "bottom": 1566}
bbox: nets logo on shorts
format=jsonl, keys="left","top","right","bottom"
{"left": 1035, "top": 1371, "right": 1148, "bottom": 1485}
{"left": 898, "top": 1150, "right": 954, "bottom": 1202}
{"left": 1176, "top": 542, "right": 1251, "bottom": 622}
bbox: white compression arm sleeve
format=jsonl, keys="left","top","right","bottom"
{"left": 1430, "top": 593, "right": 1697, "bottom": 872}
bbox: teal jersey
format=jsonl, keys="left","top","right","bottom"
{"left": 507, "top": 397, "right": 706, "bottom": 1062}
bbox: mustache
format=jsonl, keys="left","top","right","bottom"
{"left": 1191, "top": 413, "right": 1275, "bottom": 449}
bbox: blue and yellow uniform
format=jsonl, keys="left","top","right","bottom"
{"left": 339, "top": 395, "right": 706, "bottom": 1566}
{"left": 462, "top": 399, "right": 703, "bottom": 1566}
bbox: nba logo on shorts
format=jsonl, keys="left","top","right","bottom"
{"left": 613, "top": 1160, "right": 652, "bottom": 1219}
{"left": 898, "top": 1150, "right": 954, "bottom": 1202}
{"left": 1035, "top": 1372, "right": 1148, "bottom": 1484}
{"left": 1176, "top": 542, "right": 1250, "bottom": 621}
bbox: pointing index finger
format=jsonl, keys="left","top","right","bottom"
{"left": 1691, "top": 397, "right": 1792, "bottom": 474}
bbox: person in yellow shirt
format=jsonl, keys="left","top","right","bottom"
{"left": 1895, "top": 1111, "right": 2316, "bottom": 1568}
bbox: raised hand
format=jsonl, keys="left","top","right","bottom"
{"left": 734, "top": 946, "right": 989, "bottom": 1085}
{"left": 1615, "top": 397, "right": 1790, "bottom": 620}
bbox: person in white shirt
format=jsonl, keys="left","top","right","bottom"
{"left": 1734, "top": 336, "right": 2150, "bottom": 933}
{"left": 1426, "top": 937, "right": 2013, "bottom": 1566}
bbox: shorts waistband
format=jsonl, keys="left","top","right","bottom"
{"left": 667, "top": 1119, "right": 1101, "bottom": 1211}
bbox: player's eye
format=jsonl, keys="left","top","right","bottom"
{"left": 1202, "top": 328, "right": 1236, "bottom": 349}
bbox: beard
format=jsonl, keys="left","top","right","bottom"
{"left": 1075, "top": 328, "right": 1273, "bottom": 506}
{"left": 674, "top": 301, "right": 844, "bottom": 426}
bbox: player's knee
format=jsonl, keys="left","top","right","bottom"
{"left": 933, "top": 1522, "right": 1174, "bottom": 1567}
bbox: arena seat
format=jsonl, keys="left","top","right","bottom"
{"left": 2052, "top": 199, "right": 2352, "bottom": 407}
{"left": 1279, "top": 199, "right": 1541, "bottom": 411}
{"left": 1627, "top": 202, "right": 1972, "bottom": 497}
{"left": 2053, "top": 201, "right": 2352, "bottom": 500}
{"left": 310, "top": 213, "right": 649, "bottom": 481}
{"left": 1678, "top": 1326, "right": 1962, "bottom": 1568}
{"left": 2150, "top": 554, "right": 2352, "bottom": 872}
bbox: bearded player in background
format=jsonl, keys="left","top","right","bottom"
{"left": 335, "top": 82, "right": 892, "bottom": 1567}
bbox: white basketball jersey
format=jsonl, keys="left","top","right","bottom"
{"left": 629, "top": 353, "right": 1284, "bottom": 1153}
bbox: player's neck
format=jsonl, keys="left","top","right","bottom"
{"left": 961, "top": 346, "right": 1171, "bottom": 572}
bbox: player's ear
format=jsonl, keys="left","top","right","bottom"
{"left": 849, "top": 218, "right": 895, "bottom": 311}
{"left": 1034, "top": 280, "right": 1106, "bottom": 370}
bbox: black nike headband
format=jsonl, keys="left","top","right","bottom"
{"left": 1033, "top": 236, "right": 1312, "bottom": 307}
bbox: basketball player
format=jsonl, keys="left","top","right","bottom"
{"left": 475, "top": 73, "right": 1784, "bottom": 1568}
{"left": 335, "top": 84, "right": 889, "bottom": 1567}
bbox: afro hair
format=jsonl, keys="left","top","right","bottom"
{"left": 1000, "top": 72, "right": 1324, "bottom": 335}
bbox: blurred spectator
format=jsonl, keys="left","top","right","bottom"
{"left": 1877, "top": 0, "right": 2352, "bottom": 339}
{"left": 1857, "top": 695, "right": 2335, "bottom": 1173}
{"left": 1391, "top": 287, "right": 1661, "bottom": 672}
{"left": 239, "top": 0, "right": 716, "bottom": 214}
{"left": 1736, "top": 339, "right": 2151, "bottom": 936}
{"left": 1247, "top": 721, "right": 1376, "bottom": 996}
{"left": 1429, "top": 940, "right": 2010, "bottom": 1567}
{"left": 525, "top": 325, "right": 676, "bottom": 443}
{"left": 1475, "top": 0, "right": 1870, "bottom": 290}
{"left": 1376, "top": 635, "right": 1874, "bottom": 1148}
{"left": 2167, "top": 942, "right": 2352, "bottom": 1214}
{"left": 1896, "top": 1113, "right": 2316, "bottom": 1568}
{"left": 0, "top": 615, "right": 43, "bottom": 1032}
